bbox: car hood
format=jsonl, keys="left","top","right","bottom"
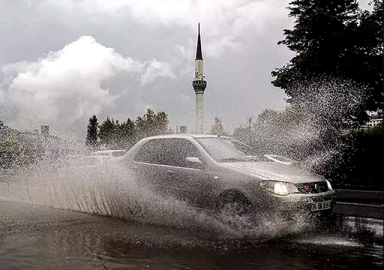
{"left": 221, "top": 162, "right": 325, "bottom": 183}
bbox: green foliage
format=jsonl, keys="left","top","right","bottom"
{"left": 234, "top": 107, "right": 304, "bottom": 138}
{"left": 233, "top": 107, "right": 307, "bottom": 154}
{"left": 135, "top": 109, "right": 169, "bottom": 140}
{"left": 233, "top": 117, "right": 253, "bottom": 145}
{"left": 269, "top": 0, "right": 383, "bottom": 188}
{"left": 119, "top": 118, "right": 136, "bottom": 147}
{"left": 359, "top": 124, "right": 383, "bottom": 136}
{"left": 272, "top": 0, "right": 383, "bottom": 120}
{"left": 93, "top": 108, "right": 169, "bottom": 149}
{"left": 98, "top": 117, "right": 117, "bottom": 147}
{"left": 86, "top": 115, "right": 98, "bottom": 148}
{"left": 210, "top": 117, "right": 228, "bottom": 136}
{"left": 257, "top": 109, "right": 279, "bottom": 124}
{"left": 320, "top": 126, "right": 383, "bottom": 189}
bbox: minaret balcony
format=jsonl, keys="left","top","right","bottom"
{"left": 192, "top": 80, "right": 207, "bottom": 94}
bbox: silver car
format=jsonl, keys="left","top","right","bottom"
{"left": 119, "top": 134, "right": 336, "bottom": 219}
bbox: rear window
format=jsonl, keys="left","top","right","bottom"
{"left": 112, "top": 150, "right": 126, "bottom": 157}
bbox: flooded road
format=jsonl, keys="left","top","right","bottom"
{"left": 0, "top": 201, "right": 382, "bottom": 270}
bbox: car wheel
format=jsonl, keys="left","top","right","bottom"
{"left": 218, "top": 193, "right": 253, "bottom": 230}
{"left": 221, "top": 199, "right": 250, "bottom": 216}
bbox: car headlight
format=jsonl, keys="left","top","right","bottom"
{"left": 325, "top": 179, "right": 333, "bottom": 190}
{"left": 260, "top": 180, "right": 299, "bottom": 196}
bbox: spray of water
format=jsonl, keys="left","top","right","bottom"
{"left": 242, "top": 76, "right": 370, "bottom": 175}
{"left": 291, "top": 76, "right": 370, "bottom": 171}
{"left": 1, "top": 76, "right": 370, "bottom": 241}
{"left": 0, "top": 151, "right": 311, "bottom": 241}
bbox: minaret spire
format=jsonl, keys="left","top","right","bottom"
{"left": 192, "top": 23, "right": 207, "bottom": 134}
{"left": 196, "top": 22, "right": 203, "bottom": 60}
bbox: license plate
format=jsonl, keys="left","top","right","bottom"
{"left": 308, "top": 200, "right": 332, "bottom": 211}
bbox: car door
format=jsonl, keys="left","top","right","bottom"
{"left": 159, "top": 139, "right": 214, "bottom": 208}
{"left": 132, "top": 139, "right": 170, "bottom": 194}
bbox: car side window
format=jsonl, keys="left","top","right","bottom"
{"left": 134, "top": 139, "right": 201, "bottom": 168}
{"left": 134, "top": 139, "right": 165, "bottom": 164}
{"left": 165, "top": 139, "right": 201, "bottom": 168}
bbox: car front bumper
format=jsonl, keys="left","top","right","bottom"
{"left": 254, "top": 189, "right": 337, "bottom": 219}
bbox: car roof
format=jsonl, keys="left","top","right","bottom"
{"left": 142, "top": 134, "right": 228, "bottom": 140}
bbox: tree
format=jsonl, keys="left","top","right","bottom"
{"left": 211, "top": 117, "right": 228, "bottom": 136}
{"left": 233, "top": 107, "right": 318, "bottom": 156}
{"left": 93, "top": 109, "right": 169, "bottom": 148}
{"left": 86, "top": 115, "right": 98, "bottom": 147}
{"left": 257, "top": 109, "right": 279, "bottom": 125}
{"left": 233, "top": 117, "right": 253, "bottom": 145}
{"left": 135, "top": 109, "right": 169, "bottom": 140}
{"left": 119, "top": 118, "right": 136, "bottom": 148}
{"left": 272, "top": 0, "right": 383, "bottom": 121}
{"left": 154, "top": 112, "right": 169, "bottom": 135}
{"left": 98, "top": 116, "right": 117, "bottom": 147}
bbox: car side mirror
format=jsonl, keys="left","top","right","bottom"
{"left": 185, "top": 157, "right": 203, "bottom": 169}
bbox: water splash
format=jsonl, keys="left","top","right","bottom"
{"left": 0, "top": 156, "right": 309, "bottom": 241}
{"left": 3, "top": 75, "right": 370, "bottom": 241}
{"left": 236, "top": 76, "right": 371, "bottom": 178}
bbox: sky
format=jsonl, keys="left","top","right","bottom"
{"left": 0, "top": 0, "right": 372, "bottom": 141}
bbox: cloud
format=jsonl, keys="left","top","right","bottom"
{"left": 205, "top": 36, "right": 245, "bottom": 58}
{"left": 234, "top": 1, "right": 291, "bottom": 33}
{"left": 0, "top": 36, "right": 175, "bottom": 138}
{"left": 124, "top": 0, "right": 291, "bottom": 58}
{"left": 35, "top": 0, "right": 290, "bottom": 57}
{"left": 0, "top": 0, "right": 295, "bottom": 138}
{"left": 140, "top": 60, "right": 175, "bottom": 85}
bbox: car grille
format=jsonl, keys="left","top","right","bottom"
{"left": 296, "top": 181, "right": 329, "bottom": 194}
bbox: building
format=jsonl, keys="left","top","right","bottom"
{"left": 365, "top": 117, "right": 383, "bottom": 127}
{"left": 341, "top": 111, "right": 383, "bottom": 133}
{"left": 364, "top": 111, "right": 383, "bottom": 127}
{"left": 176, "top": 125, "right": 188, "bottom": 134}
{"left": 192, "top": 23, "right": 207, "bottom": 134}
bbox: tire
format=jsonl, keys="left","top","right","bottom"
{"left": 218, "top": 192, "right": 252, "bottom": 217}
{"left": 218, "top": 194, "right": 253, "bottom": 230}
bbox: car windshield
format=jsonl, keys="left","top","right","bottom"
{"left": 195, "top": 137, "right": 271, "bottom": 163}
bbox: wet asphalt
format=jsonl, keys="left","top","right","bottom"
{"left": 0, "top": 200, "right": 382, "bottom": 270}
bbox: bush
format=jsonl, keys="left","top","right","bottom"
{"left": 321, "top": 126, "right": 383, "bottom": 190}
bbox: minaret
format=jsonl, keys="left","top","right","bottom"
{"left": 192, "top": 23, "right": 207, "bottom": 134}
